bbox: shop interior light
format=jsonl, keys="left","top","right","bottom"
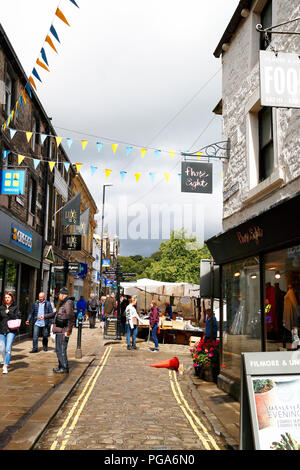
{"left": 250, "top": 273, "right": 258, "bottom": 279}
{"left": 234, "top": 271, "right": 241, "bottom": 277}
{"left": 275, "top": 271, "right": 281, "bottom": 279}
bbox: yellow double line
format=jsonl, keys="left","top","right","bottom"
{"left": 50, "top": 346, "right": 112, "bottom": 450}
{"left": 169, "top": 370, "right": 220, "bottom": 450}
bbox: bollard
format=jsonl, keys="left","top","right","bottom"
{"left": 75, "top": 315, "right": 83, "bottom": 359}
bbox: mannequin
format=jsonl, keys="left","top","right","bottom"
{"left": 283, "top": 284, "right": 299, "bottom": 347}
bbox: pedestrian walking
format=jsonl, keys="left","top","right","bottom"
{"left": 26, "top": 292, "right": 54, "bottom": 352}
{"left": 103, "top": 293, "right": 116, "bottom": 317}
{"left": 120, "top": 295, "right": 129, "bottom": 335}
{"left": 204, "top": 309, "right": 218, "bottom": 342}
{"left": 52, "top": 287, "right": 75, "bottom": 374}
{"left": 125, "top": 296, "right": 142, "bottom": 350}
{"left": 150, "top": 300, "right": 160, "bottom": 352}
{"left": 76, "top": 295, "right": 87, "bottom": 327}
{"left": 0, "top": 291, "right": 21, "bottom": 374}
{"left": 87, "top": 293, "right": 99, "bottom": 328}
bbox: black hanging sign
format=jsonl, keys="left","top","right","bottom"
{"left": 62, "top": 234, "right": 82, "bottom": 251}
{"left": 181, "top": 162, "right": 213, "bottom": 193}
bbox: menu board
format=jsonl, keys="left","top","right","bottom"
{"left": 181, "top": 162, "right": 213, "bottom": 194}
{"left": 240, "top": 351, "right": 300, "bottom": 450}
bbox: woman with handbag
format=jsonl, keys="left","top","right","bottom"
{"left": 0, "top": 291, "right": 21, "bottom": 374}
{"left": 150, "top": 300, "right": 160, "bottom": 353}
{"left": 125, "top": 296, "right": 142, "bottom": 350}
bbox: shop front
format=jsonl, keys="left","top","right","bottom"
{"left": 0, "top": 209, "right": 42, "bottom": 333}
{"left": 206, "top": 192, "right": 300, "bottom": 399}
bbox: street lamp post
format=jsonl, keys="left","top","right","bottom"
{"left": 99, "top": 184, "right": 113, "bottom": 297}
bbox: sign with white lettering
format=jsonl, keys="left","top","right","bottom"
{"left": 181, "top": 162, "right": 213, "bottom": 194}
{"left": 260, "top": 51, "right": 300, "bottom": 108}
{"left": 11, "top": 223, "right": 32, "bottom": 252}
{"left": 240, "top": 351, "right": 300, "bottom": 450}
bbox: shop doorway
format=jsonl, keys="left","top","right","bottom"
{"left": 19, "top": 264, "right": 36, "bottom": 333}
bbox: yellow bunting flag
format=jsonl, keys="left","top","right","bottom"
{"left": 36, "top": 58, "right": 50, "bottom": 72}
{"left": 135, "top": 173, "right": 141, "bottom": 182}
{"left": 105, "top": 169, "right": 112, "bottom": 178}
{"left": 196, "top": 152, "right": 202, "bottom": 160}
{"left": 164, "top": 173, "right": 170, "bottom": 182}
{"left": 26, "top": 132, "right": 33, "bottom": 142}
{"left": 140, "top": 149, "right": 147, "bottom": 159}
{"left": 45, "top": 35, "right": 58, "bottom": 53}
{"left": 11, "top": 110, "right": 14, "bottom": 121}
{"left": 49, "top": 161, "right": 56, "bottom": 172}
{"left": 221, "top": 172, "right": 224, "bottom": 179}
{"left": 29, "top": 76, "right": 37, "bottom": 90}
{"left": 3, "top": 122, "right": 6, "bottom": 131}
{"left": 56, "top": 8, "right": 70, "bottom": 26}
{"left": 18, "top": 154, "right": 26, "bottom": 165}
{"left": 55, "top": 137, "right": 63, "bottom": 147}
{"left": 22, "top": 90, "right": 26, "bottom": 104}
{"left": 169, "top": 150, "right": 175, "bottom": 159}
{"left": 112, "top": 144, "right": 118, "bottom": 154}
{"left": 75, "top": 163, "right": 82, "bottom": 173}
{"left": 81, "top": 140, "right": 88, "bottom": 151}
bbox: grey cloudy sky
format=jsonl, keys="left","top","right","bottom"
{"left": 1, "top": 0, "right": 239, "bottom": 256}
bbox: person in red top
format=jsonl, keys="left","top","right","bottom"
{"left": 149, "top": 300, "right": 160, "bottom": 353}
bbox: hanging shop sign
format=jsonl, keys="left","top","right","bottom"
{"left": 62, "top": 192, "right": 81, "bottom": 226}
{"left": 260, "top": 51, "right": 300, "bottom": 109}
{"left": 11, "top": 223, "right": 33, "bottom": 252}
{"left": 102, "top": 259, "right": 111, "bottom": 266}
{"left": 1, "top": 170, "right": 26, "bottom": 195}
{"left": 181, "top": 162, "right": 213, "bottom": 194}
{"left": 240, "top": 351, "right": 300, "bottom": 450}
{"left": 62, "top": 234, "right": 82, "bottom": 251}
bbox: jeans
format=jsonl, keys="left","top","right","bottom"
{"left": 88, "top": 312, "right": 97, "bottom": 328}
{"left": 152, "top": 324, "right": 159, "bottom": 349}
{"left": 126, "top": 325, "right": 138, "bottom": 346}
{"left": 0, "top": 332, "right": 16, "bottom": 366}
{"left": 55, "top": 333, "right": 69, "bottom": 370}
{"left": 33, "top": 324, "right": 49, "bottom": 350}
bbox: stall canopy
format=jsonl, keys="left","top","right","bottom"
{"left": 120, "top": 278, "right": 199, "bottom": 298}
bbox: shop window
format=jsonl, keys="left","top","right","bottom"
{"left": 28, "top": 177, "right": 37, "bottom": 215}
{"left": 265, "top": 246, "right": 300, "bottom": 352}
{"left": 222, "top": 257, "right": 261, "bottom": 381}
{"left": 4, "top": 261, "right": 18, "bottom": 296}
{"left": 4, "top": 70, "right": 13, "bottom": 115}
{"left": 260, "top": 0, "right": 272, "bottom": 51}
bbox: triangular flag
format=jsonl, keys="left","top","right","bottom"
{"left": 120, "top": 171, "right": 127, "bottom": 181}
{"left": 21, "top": 91, "right": 26, "bottom": 104}
{"left": 33, "top": 159, "right": 40, "bottom": 169}
{"left": 64, "top": 162, "right": 70, "bottom": 172}
{"left": 40, "top": 134, "right": 48, "bottom": 145}
{"left": 140, "top": 148, "right": 148, "bottom": 159}
{"left": 32, "top": 67, "right": 42, "bottom": 83}
{"left": 55, "top": 137, "right": 63, "bottom": 147}
{"left": 91, "top": 166, "right": 98, "bottom": 176}
{"left": 49, "top": 161, "right": 56, "bottom": 172}
{"left": 164, "top": 173, "right": 170, "bottom": 182}
{"left": 81, "top": 140, "right": 88, "bottom": 151}
{"left": 40, "top": 48, "right": 49, "bottom": 66}
{"left": 105, "top": 169, "right": 112, "bottom": 178}
{"left": 25, "top": 82, "right": 32, "bottom": 98}
{"left": 9, "top": 129, "right": 17, "bottom": 140}
{"left": 221, "top": 172, "right": 224, "bottom": 179}
{"left": 50, "top": 25, "right": 60, "bottom": 43}
{"left": 126, "top": 146, "right": 133, "bottom": 156}
{"left": 75, "top": 163, "right": 82, "bottom": 173}
{"left": 135, "top": 173, "right": 141, "bottom": 182}
{"left": 3, "top": 150, "right": 10, "bottom": 160}
{"left": 18, "top": 154, "right": 25, "bottom": 165}
{"left": 36, "top": 58, "right": 50, "bottom": 72}
{"left": 45, "top": 35, "right": 58, "bottom": 53}
{"left": 96, "top": 142, "right": 103, "bottom": 152}
{"left": 70, "top": 0, "right": 80, "bottom": 7}
{"left": 154, "top": 150, "right": 161, "bottom": 159}
{"left": 66, "top": 138, "right": 73, "bottom": 149}
{"left": 29, "top": 76, "right": 37, "bottom": 90}
{"left": 26, "top": 132, "right": 33, "bottom": 143}
{"left": 112, "top": 144, "right": 118, "bottom": 154}
{"left": 169, "top": 150, "right": 175, "bottom": 159}
{"left": 178, "top": 173, "right": 182, "bottom": 183}
{"left": 149, "top": 172, "right": 155, "bottom": 183}
{"left": 196, "top": 151, "right": 202, "bottom": 160}
{"left": 19, "top": 96, "right": 23, "bottom": 110}
{"left": 56, "top": 8, "right": 70, "bottom": 26}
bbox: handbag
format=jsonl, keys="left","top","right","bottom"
{"left": 7, "top": 319, "right": 21, "bottom": 330}
{"left": 132, "top": 316, "right": 138, "bottom": 326}
{"left": 55, "top": 315, "right": 68, "bottom": 328}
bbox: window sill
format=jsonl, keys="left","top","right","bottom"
{"left": 242, "top": 168, "right": 285, "bottom": 206}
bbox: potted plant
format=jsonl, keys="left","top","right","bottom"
{"left": 190, "top": 338, "right": 220, "bottom": 383}
{"left": 253, "top": 379, "right": 276, "bottom": 430}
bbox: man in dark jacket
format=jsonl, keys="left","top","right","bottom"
{"left": 52, "top": 287, "right": 75, "bottom": 374}
{"left": 26, "top": 292, "right": 54, "bottom": 353}
{"left": 103, "top": 294, "right": 116, "bottom": 316}
{"left": 87, "top": 293, "right": 99, "bottom": 329}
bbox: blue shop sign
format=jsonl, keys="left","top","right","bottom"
{"left": 1, "top": 170, "right": 26, "bottom": 195}
{"left": 11, "top": 224, "right": 33, "bottom": 252}
{"left": 102, "top": 259, "right": 110, "bottom": 266}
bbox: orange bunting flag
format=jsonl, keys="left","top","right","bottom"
{"left": 36, "top": 58, "right": 50, "bottom": 72}
{"left": 55, "top": 137, "right": 63, "bottom": 147}
{"left": 81, "top": 140, "right": 88, "bottom": 151}
{"left": 112, "top": 144, "right": 118, "bottom": 154}
{"left": 105, "top": 169, "right": 112, "bottom": 178}
{"left": 29, "top": 76, "right": 37, "bottom": 90}
{"left": 140, "top": 149, "right": 147, "bottom": 158}
{"left": 45, "top": 35, "right": 58, "bottom": 53}
{"left": 49, "top": 162, "right": 56, "bottom": 172}
{"left": 135, "top": 173, "right": 141, "bottom": 182}
{"left": 55, "top": 8, "right": 70, "bottom": 26}
{"left": 18, "top": 154, "right": 25, "bottom": 165}
{"left": 26, "top": 132, "right": 33, "bottom": 142}
{"left": 169, "top": 150, "right": 175, "bottom": 159}
{"left": 75, "top": 163, "right": 82, "bottom": 173}
{"left": 164, "top": 173, "right": 170, "bottom": 182}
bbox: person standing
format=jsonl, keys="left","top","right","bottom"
{"left": 120, "top": 295, "right": 129, "bottom": 335}
{"left": 26, "top": 292, "right": 54, "bottom": 352}
{"left": 76, "top": 295, "right": 87, "bottom": 327}
{"left": 204, "top": 309, "right": 218, "bottom": 343}
{"left": 0, "top": 291, "right": 21, "bottom": 374}
{"left": 125, "top": 296, "right": 142, "bottom": 350}
{"left": 165, "top": 302, "right": 173, "bottom": 320}
{"left": 87, "top": 293, "right": 99, "bottom": 328}
{"left": 150, "top": 300, "right": 160, "bottom": 352}
{"left": 103, "top": 293, "right": 116, "bottom": 317}
{"left": 52, "top": 287, "right": 75, "bottom": 374}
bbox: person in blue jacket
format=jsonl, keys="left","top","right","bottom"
{"left": 76, "top": 296, "right": 87, "bottom": 327}
{"left": 26, "top": 292, "right": 54, "bottom": 352}
{"left": 204, "top": 309, "right": 218, "bottom": 342}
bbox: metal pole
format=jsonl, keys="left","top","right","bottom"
{"left": 75, "top": 315, "right": 83, "bottom": 358}
{"left": 99, "top": 184, "right": 113, "bottom": 297}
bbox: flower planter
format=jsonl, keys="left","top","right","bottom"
{"left": 194, "top": 363, "right": 219, "bottom": 383}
